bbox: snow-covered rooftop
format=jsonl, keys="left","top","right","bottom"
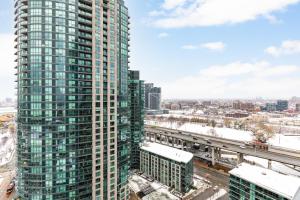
{"left": 128, "top": 174, "right": 180, "bottom": 200}
{"left": 141, "top": 142, "right": 193, "bottom": 164}
{"left": 230, "top": 163, "right": 300, "bottom": 199}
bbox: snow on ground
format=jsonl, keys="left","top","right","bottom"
{"left": 207, "top": 189, "right": 227, "bottom": 200}
{"left": 221, "top": 154, "right": 237, "bottom": 159}
{"left": 0, "top": 107, "right": 16, "bottom": 114}
{"left": 169, "top": 110, "right": 195, "bottom": 115}
{"left": 0, "top": 132, "right": 15, "bottom": 166}
{"left": 146, "top": 120, "right": 254, "bottom": 142}
{"left": 268, "top": 134, "right": 300, "bottom": 151}
{"left": 245, "top": 156, "right": 300, "bottom": 178}
{"left": 153, "top": 113, "right": 204, "bottom": 120}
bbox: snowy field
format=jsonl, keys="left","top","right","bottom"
{"left": 0, "top": 107, "right": 16, "bottom": 115}
{"left": 268, "top": 134, "right": 300, "bottom": 151}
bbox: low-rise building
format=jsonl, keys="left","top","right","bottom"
{"left": 229, "top": 163, "right": 300, "bottom": 200}
{"left": 225, "top": 112, "right": 249, "bottom": 118}
{"left": 140, "top": 142, "right": 193, "bottom": 193}
{"left": 233, "top": 101, "right": 255, "bottom": 111}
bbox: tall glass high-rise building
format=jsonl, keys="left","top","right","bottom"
{"left": 15, "top": 0, "right": 131, "bottom": 199}
{"left": 128, "top": 70, "right": 144, "bottom": 170}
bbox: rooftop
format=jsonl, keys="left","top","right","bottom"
{"left": 128, "top": 174, "right": 180, "bottom": 200}
{"left": 140, "top": 142, "right": 193, "bottom": 164}
{"left": 229, "top": 163, "right": 300, "bottom": 199}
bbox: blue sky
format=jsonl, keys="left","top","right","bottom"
{"left": 1, "top": 0, "right": 300, "bottom": 99}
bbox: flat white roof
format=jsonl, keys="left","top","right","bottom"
{"left": 229, "top": 163, "right": 300, "bottom": 199}
{"left": 140, "top": 142, "right": 193, "bottom": 164}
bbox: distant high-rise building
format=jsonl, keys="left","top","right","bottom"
{"left": 276, "top": 100, "right": 289, "bottom": 111}
{"left": 145, "top": 83, "right": 154, "bottom": 110}
{"left": 148, "top": 87, "right": 161, "bottom": 110}
{"left": 128, "top": 70, "right": 144, "bottom": 169}
{"left": 15, "top": 0, "right": 133, "bottom": 199}
{"left": 266, "top": 103, "right": 277, "bottom": 112}
{"left": 144, "top": 83, "right": 161, "bottom": 110}
{"left": 296, "top": 104, "right": 300, "bottom": 112}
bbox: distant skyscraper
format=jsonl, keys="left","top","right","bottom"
{"left": 266, "top": 103, "right": 277, "bottom": 112}
{"left": 144, "top": 83, "right": 161, "bottom": 110}
{"left": 296, "top": 104, "right": 300, "bottom": 112}
{"left": 16, "top": 0, "right": 132, "bottom": 199}
{"left": 128, "top": 70, "right": 144, "bottom": 169}
{"left": 148, "top": 87, "right": 161, "bottom": 110}
{"left": 145, "top": 83, "right": 154, "bottom": 110}
{"left": 276, "top": 100, "right": 289, "bottom": 111}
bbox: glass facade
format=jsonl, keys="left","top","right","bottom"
{"left": 139, "top": 149, "right": 193, "bottom": 193}
{"left": 229, "top": 175, "right": 289, "bottom": 200}
{"left": 16, "top": 0, "right": 132, "bottom": 199}
{"left": 16, "top": 0, "right": 93, "bottom": 199}
{"left": 117, "top": 1, "right": 130, "bottom": 199}
{"left": 128, "top": 70, "right": 144, "bottom": 169}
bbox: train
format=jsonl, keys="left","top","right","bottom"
{"left": 246, "top": 140, "right": 300, "bottom": 158}
{"left": 245, "top": 140, "right": 269, "bottom": 151}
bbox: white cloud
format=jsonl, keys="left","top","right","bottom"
{"left": 201, "top": 42, "right": 225, "bottom": 51}
{"left": 265, "top": 40, "right": 300, "bottom": 56}
{"left": 158, "top": 32, "right": 169, "bottom": 38}
{"left": 161, "top": 61, "right": 300, "bottom": 99}
{"left": 182, "top": 44, "right": 198, "bottom": 50}
{"left": 264, "top": 14, "right": 282, "bottom": 24}
{"left": 0, "top": 34, "right": 16, "bottom": 99}
{"left": 151, "top": 0, "right": 300, "bottom": 28}
{"left": 149, "top": 10, "right": 166, "bottom": 17}
{"left": 162, "top": 0, "right": 189, "bottom": 10}
{"left": 182, "top": 41, "right": 226, "bottom": 51}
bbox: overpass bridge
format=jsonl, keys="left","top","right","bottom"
{"left": 145, "top": 125, "right": 300, "bottom": 167}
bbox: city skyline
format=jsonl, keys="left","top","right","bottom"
{"left": 1, "top": 0, "right": 300, "bottom": 99}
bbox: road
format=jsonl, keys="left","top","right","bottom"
{"left": 145, "top": 126, "right": 300, "bottom": 167}
{"left": 193, "top": 160, "right": 229, "bottom": 200}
